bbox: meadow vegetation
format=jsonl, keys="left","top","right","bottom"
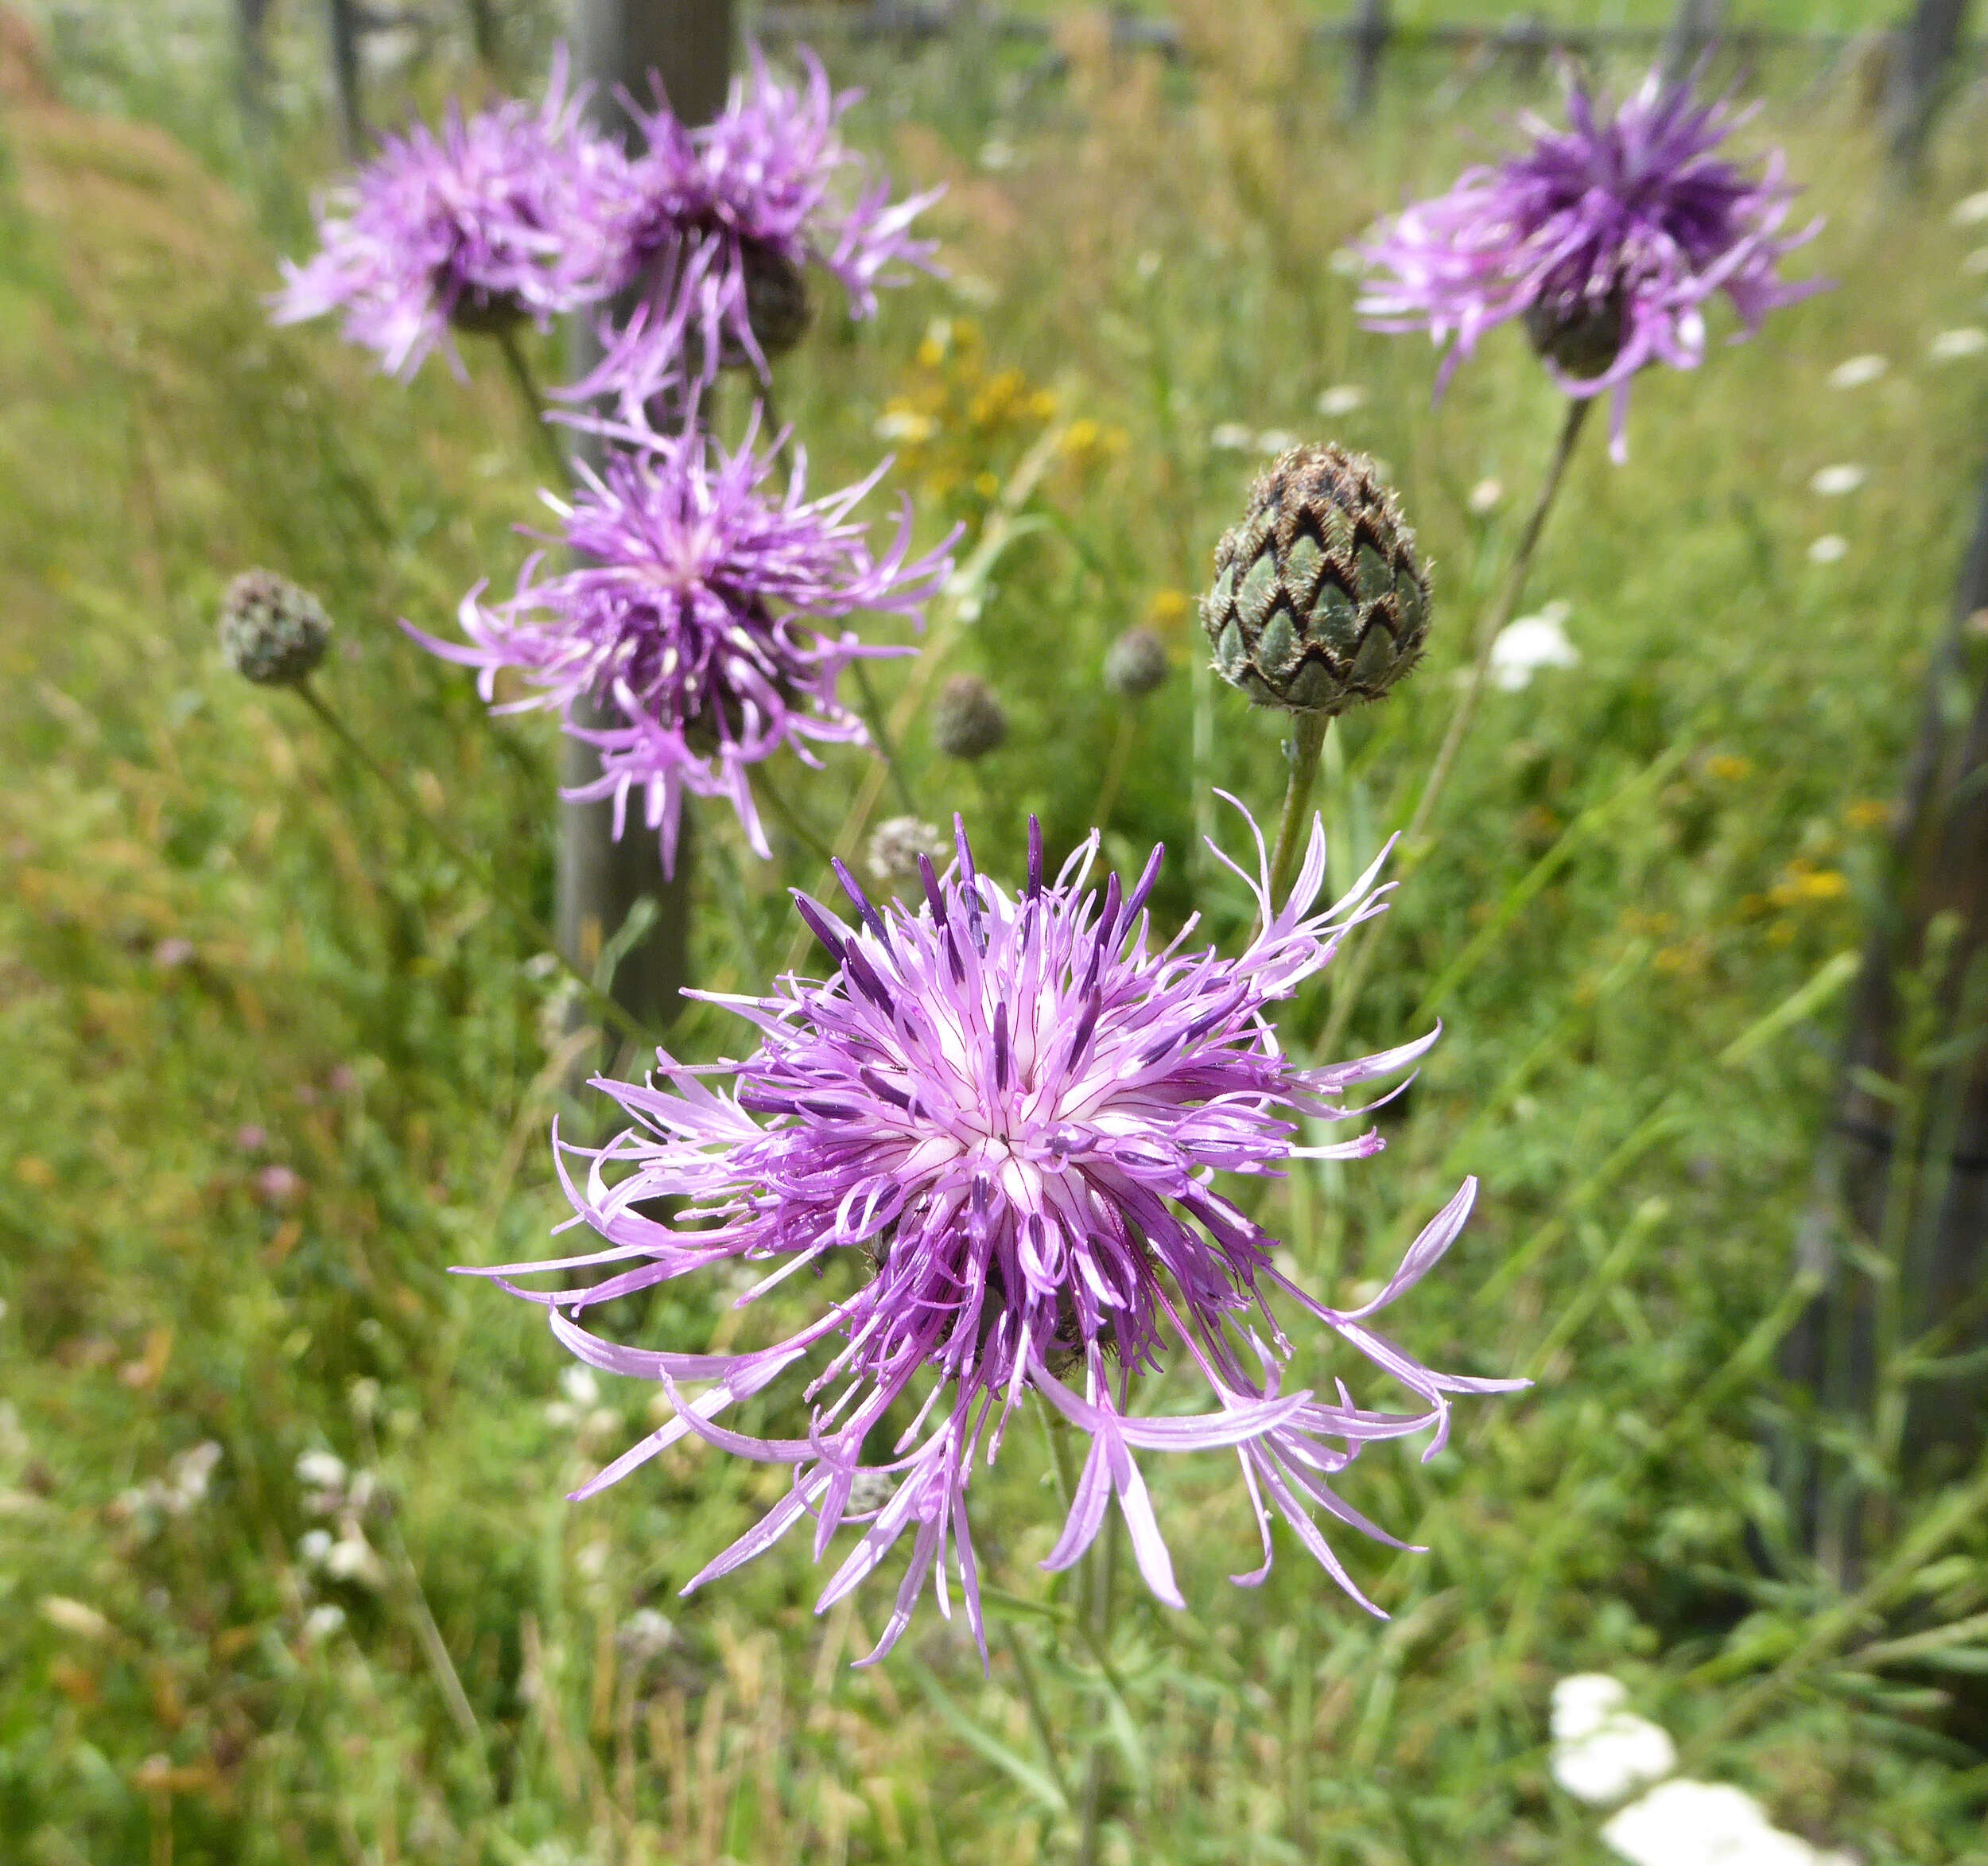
{"left": 5, "top": 6, "right": 1988, "bottom": 1862}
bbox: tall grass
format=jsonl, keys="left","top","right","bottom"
{"left": 4, "top": 9, "right": 1988, "bottom": 1863}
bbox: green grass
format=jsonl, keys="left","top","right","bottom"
{"left": 6, "top": 10, "right": 1988, "bottom": 1864}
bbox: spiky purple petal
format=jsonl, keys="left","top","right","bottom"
{"left": 1358, "top": 68, "right": 1826, "bottom": 458}
{"left": 408, "top": 407, "right": 955, "bottom": 873}
{"left": 466, "top": 806, "right": 1524, "bottom": 1662}
{"left": 571, "top": 45, "right": 942, "bottom": 406}
{"left": 274, "top": 49, "right": 619, "bottom": 379}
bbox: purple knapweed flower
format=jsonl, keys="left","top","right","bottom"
{"left": 1358, "top": 68, "right": 1825, "bottom": 459}
{"left": 409, "top": 408, "right": 954, "bottom": 874}
{"left": 470, "top": 806, "right": 1523, "bottom": 1664}
{"left": 573, "top": 45, "right": 941, "bottom": 407}
{"left": 274, "top": 49, "right": 617, "bottom": 379}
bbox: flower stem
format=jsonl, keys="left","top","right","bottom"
{"left": 1314, "top": 394, "right": 1590, "bottom": 1058}
{"left": 851, "top": 659, "right": 921, "bottom": 818}
{"left": 490, "top": 322, "right": 568, "bottom": 484}
{"left": 291, "top": 680, "right": 658, "bottom": 1050}
{"left": 1076, "top": 1510, "right": 1122, "bottom": 1866}
{"left": 1264, "top": 710, "right": 1333, "bottom": 919}
{"left": 1089, "top": 708, "right": 1139, "bottom": 836}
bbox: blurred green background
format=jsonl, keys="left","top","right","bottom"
{"left": 3, "top": 2, "right": 1987, "bottom": 1863}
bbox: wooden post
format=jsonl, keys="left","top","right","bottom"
{"left": 1661, "top": 0, "right": 1726, "bottom": 84}
{"left": 1885, "top": 0, "right": 1975, "bottom": 183}
{"left": 1782, "top": 452, "right": 1988, "bottom": 1583}
{"left": 1344, "top": 0, "right": 1389, "bottom": 120}
{"left": 558, "top": 0, "right": 736, "bottom": 1038}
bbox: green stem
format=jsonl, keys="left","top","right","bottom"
{"left": 1264, "top": 711, "right": 1332, "bottom": 919}
{"left": 1314, "top": 394, "right": 1590, "bottom": 1057}
{"left": 292, "top": 681, "right": 655, "bottom": 1050}
{"left": 1075, "top": 1506, "right": 1121, "bottom": 1866}
{"left": 491, "top": 322, "right": 567, "bottom": 484}
{"left": 1089, "top": 709, "right": 1139, "bottom": 837}
{"left": 852, "top": 659, "right": 921, "bottom": 818}
{"left": 752, "top": 762, "right": 838, "bottom": 867}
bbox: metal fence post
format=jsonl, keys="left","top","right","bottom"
{"left": 1782, "top": 450, "right": 1988, "bottom": 1583}
{"left": 327, "top": 0, "right": 364, "bottom": 157}
{"left": 1345, "top": 0, "right": 1390, "bottom": 119}
{"left": 1886, "top": 0, "right": 1975, "bottom": 182}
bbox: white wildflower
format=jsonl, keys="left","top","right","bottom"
{"left": 1809, "top": 464, "right": 1866, "bottom": 497}
{"left": 1315, "top": 383, "right": 1365, "bottom": 417}
{"left": 1209, "top": 422, "right": 1255, "bottom": 452}
{"left": 296, "top": 1449, "right": 347, "bottom": 1492}
{"left": 1549, "top": 1674, "right": 1677, "bottom": 1806}
{"left": 1602, "top": 1778, "right": 1854, "bottom": 1866}
{"left": 1807, "top": 535, "right": 1849, "bottom": 565}
{"left": 1951, "top": 189, "right": 1988, "bottom": 227}
{"left": 1930, "top": 326, "right": 1987, "bottom": 362}
{"left": 1467, "top": 476, "right": 1505, "bottom": 515}
{"left": 1489, "top": 601, "right": 1578, "bottom": 691}
{"left": 1826, "top": 353, "right": 1886, "bottom": 389}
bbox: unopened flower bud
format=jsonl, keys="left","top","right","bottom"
{"left": 219, "top": 569, "right": 331, "bottom": 686}
{"left": 867, "top": 816, "right": 948, "bottom": 884}
{"left": 1522, "top": 291, "right": 1626, "bottom": 379}
{"left": 717, "top": 241, "right": 813, "bottom": 370}
{"left": 1103, "top": 627, "right": 1170, "bottom": 698}
{"left": 1202, "top": 444, "right": 1429, "bottom": 715}
{"left": 930, "top": 674, "right": 1007, "bottom": 760}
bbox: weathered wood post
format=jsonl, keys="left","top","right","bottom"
{"left": 1783, "top": 452, "right": 1988, "bottom": 1583}
{"left": 1662, "top": 0, "right": 1726, "bottom": 84}
{"left": 1345, "top": 0, "right": 1390, "bottom": 121}
{"left": 557, "top": 1, "right": 735, "bottom": 1037}
{"left": 327, "top": 0, "right": 365, "bottom": 158}
{"left": 1885, "top": 0, "right": 1975, "bottom": 184}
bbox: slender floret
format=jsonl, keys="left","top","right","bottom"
{"left": 409, "top": 408, "right": 954, "bottom": 874}
{"left": 574, "top": 46, "right": 941, "bottom": 407}
{"left": 274, "top": 50, "right": 615, "bottom": 378}
{"left": 469, "top": 806, "right": 1523, "bottom": 1664}
{"left": 1358, "top": 68, "right": 1825, "bottom": 458}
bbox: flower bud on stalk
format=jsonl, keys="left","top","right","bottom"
{"left": 1103, "top": 626, "right": 1170, "bottom": 698}
{"left": 1202, "top": 443, "right": 1430, "bottom": 717}
{"left": 219, "top": 570, "right": 332, "bottom": 686}
{"left": 930, "top": 674, "right": 1008, "bottom": 760}
{"left": 716, "top": 242, "right": 814, "bottom": 371}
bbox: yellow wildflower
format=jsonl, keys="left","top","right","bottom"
{"left": 1706, "top": 753, "right": 1753, "bottom": 782}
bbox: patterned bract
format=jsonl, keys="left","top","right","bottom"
{"left": 1202, "top": 445, "right": 1430, "bottom": 715}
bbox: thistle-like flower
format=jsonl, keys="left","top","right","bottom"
{"left": 409, "top": 410, "right": 954, "bottom": 874}
{"left": 1357, "top": 68, "right": 1824, "bottom": 458}
{"left": 472, "top": 807, "right": 1522, "bottom": 1664}
{"left": 274, "top": 50, "right": 615, "bottom": 379}
{"left": 575, "top": 46, "right": 941, "bottom": 407}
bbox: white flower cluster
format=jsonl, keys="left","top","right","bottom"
{"left": 1551, "top": 1675, "right": 1854, "bottom": 1866}
{"left": 111, "top": 1440, "right": 223, "bottom": 1538}
{"left": 294, "top": 1448, "right": 387, "bottom": 1591}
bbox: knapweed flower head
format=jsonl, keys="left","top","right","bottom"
{"left": 1358, "top": 68, "right": 1824, "bottom": 459}
{"left": 575, "top": 45, "right": 941, "bottom": 406}
{"left": 472, "top": 806, "right": 1522, "bottom": 1664}
{"left": 274, "top": 49, "right": 613, "bottom": 378}
{"left": 409, "top": 406, "right": 954, "bottom": 874}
